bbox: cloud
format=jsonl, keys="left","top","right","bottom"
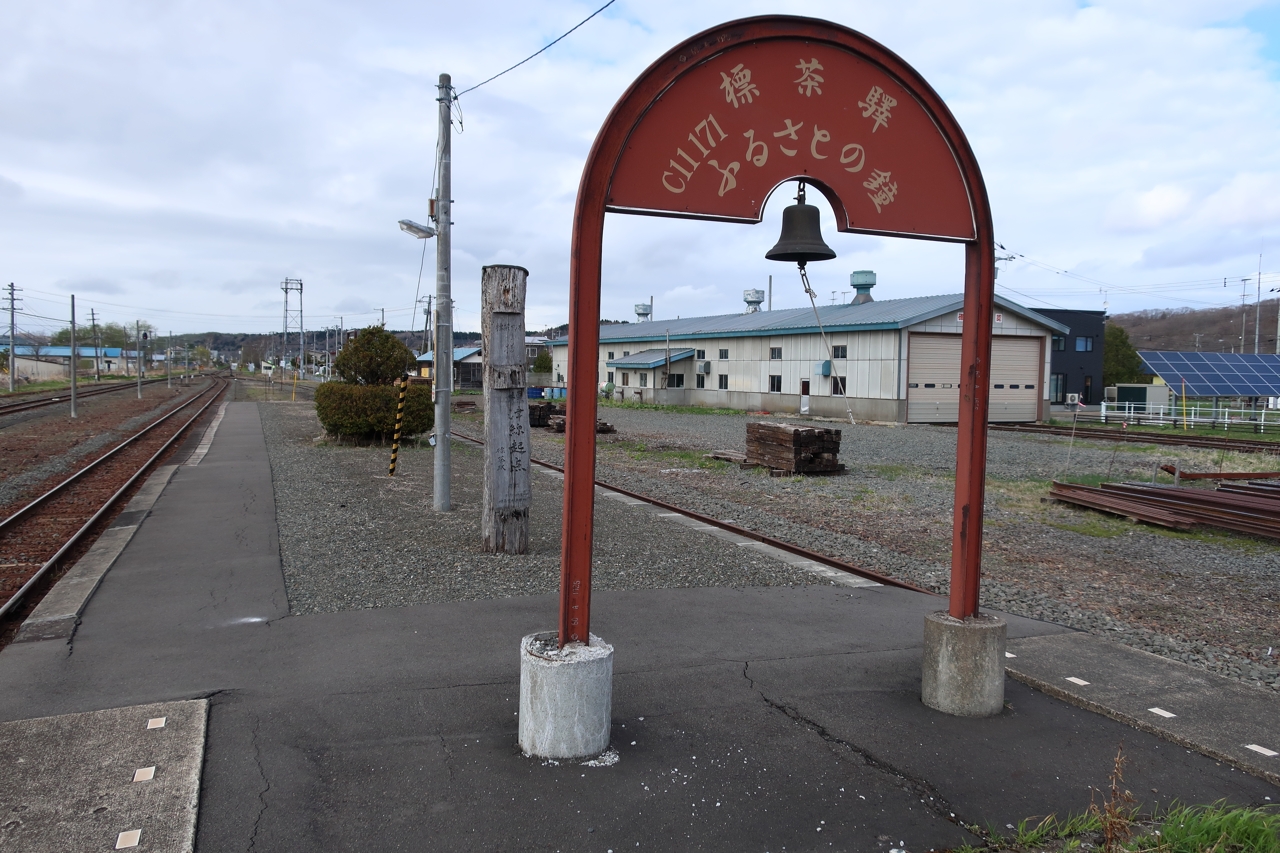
{"left": 0, "top": 174, "right": 21, "bottom": 201}
{"left": 1, "top": 0, "right": 1280, "bottom": 332}
{"left": 53, "top": 277, "right": 125, "bottom": 295}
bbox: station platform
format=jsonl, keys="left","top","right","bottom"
{"left": 0, "top": 402, "right": 1274, "bottom": 852}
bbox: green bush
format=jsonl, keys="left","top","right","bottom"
{"left": 334, "top": 326, "right": 417, "bottom": 386}
{"left": 315, "top": 382, "right": 433, "bottom": 441}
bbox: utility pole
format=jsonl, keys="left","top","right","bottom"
{"left": 5, "top": 283, "right": 19, "bottom": 393}
{"left": 1256, "top": 254, "right": 1263, "bottom": 354}
{"left": 381, "top": 307, "right": 385, "bottom": 327}
{"left": 69, "top": 295, "right": 77, "bottom": 418}
{"left": 136, "top": 321, "right": 143, "bottom": 399}
{"left": 1193, "top": 333, "right": 1204, "bottom": 352}
{"left": 434, "top": 72, "right": 454, "bottom": 512}
{"left": 167, "top": 331, "right": 172, "bottom": 388}
{"left": 420, "top": 295, "right": 432, "bottom": 354}
{"left": 89, "top": 309, "right": 100, "bottom": 381}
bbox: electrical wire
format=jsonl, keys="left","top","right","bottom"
{"left": 797, "top": 264, "right": 857, "bottom": 428}
{"left": 453, "top": 0, "right": 618, "bottom": 98}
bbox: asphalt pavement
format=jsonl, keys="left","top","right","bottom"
{"left": 0, "top": 401, "right": 1274, "bottom": 853}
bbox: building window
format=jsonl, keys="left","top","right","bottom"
{"left": 769, "top": 374, "right": 782, "bottom": 393}
{"left": 667, "top": 373, "right": 684, "bottom": 388}
{"left": 639, "top": 373, "right": 648, "bottom": 388}
{"left": 832, "top": 345, "right": 847, "bottom": 359}
{"left": 832, "top": 376, "right": 846, "bottom": 395}
{"left": 695, "top": 349, "right": 705, "bottom": 359}
{"left": 718, "top": 374, "right": 728, "bottom": 390}
{"left": 622, "top": 351, "right": 630, "bottom": 357}
{"left": 718, "top": 348, "right": 729, "bottom": 359}
{"left": 769, "top": 347, "right": 782, "bottom": 360}
{"left": 1052, "top": 335, "right": 1065, "bottom": 352}
{"left": 1083, "top": 375, "right": 1093, "bottom": 404}
{"left": 696, "top": 374, "right": 705, "bottom": 389}
{"left": 607, "top": 351, "right": 614, "bottom": 360}
{"left": 621, "top": 372, "right": 629, "bottom": 386}
{"left": 1075, "top": 336, "right": 1093, "bottom": 352}
{"left": 607, "top": 371, "right": 614, "bottom": 383}
{"left": 1050, "top": 374, "right": 1065, "bottom": 403}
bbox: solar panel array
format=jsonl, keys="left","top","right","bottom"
{"left": 1138, "top": 351, "right": 1280, "bottom": 397}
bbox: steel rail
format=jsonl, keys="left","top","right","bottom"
{"left": 0, "top": 378, "right": 227, "bottom": 621}
{"left": 452, "top": 431, "right": 932, "bottom": 595}
{"left": 0, "top": 378, "right": 170, "bottom": 418}
{"left": 0, "top": 378, "right": 220, "bottom": 535}
{"left": 991, "top": 422, "right": 1280, "bottom": 454}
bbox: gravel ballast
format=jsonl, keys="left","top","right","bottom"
{"left": 259, "top": 402, "right": 822, "bottom": 617}
{"left": 509, "top": 403, "right": 1280, "bottom": 693}
{"left": 260, "top": 400, "right": 1280, "bottom": 693}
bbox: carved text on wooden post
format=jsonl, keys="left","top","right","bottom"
{"left": 481, "top": 264, "right": 532, "bottom": 554}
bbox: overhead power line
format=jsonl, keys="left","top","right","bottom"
{"left": 454, "top": 0, "right": 618, "bottom": 98}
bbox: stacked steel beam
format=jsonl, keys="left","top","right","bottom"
{"left": 1049, "top": 480, "right": 1280, "bottom": 540}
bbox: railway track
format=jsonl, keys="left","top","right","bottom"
{"left": 0, "top": 377, "right": 228, "bottom": 624}
{"left": 991, "top": 422, "right": 1280, "bottom": 455}
{"left": 450, "top": 430, "right": 929, "bottom": 594}
{"left": 0, "top": 378, "right": 176, "bottom": 419}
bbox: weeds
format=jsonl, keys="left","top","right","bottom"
{"left": 1131, "top": 800, "right": 1280, "bottom": 852}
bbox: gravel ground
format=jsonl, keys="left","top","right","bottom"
{"left": 259, "top": 402, "right": 821, "bottom": 617}
{"left": 466, "top": 404, "right": 1280, "bottom": 693}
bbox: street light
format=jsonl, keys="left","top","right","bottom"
{"left": 398, "top": 219, "right": 436, "bottom": 239}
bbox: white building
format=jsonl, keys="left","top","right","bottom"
{"left": 547, "top": 282, "right": 1069, "bottom": 423}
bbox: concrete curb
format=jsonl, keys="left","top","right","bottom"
{"left": 1006, "top": 633, "right": 1280, "bottom": 788}
{"left": 14, "top": 464, "right": 180, "bottom": 643}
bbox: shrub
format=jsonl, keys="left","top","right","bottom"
{"left": 315, "top": 382, "right": 433, "bottom": 441}
{"left": 334, "top": 326, "right": 417, "bottom": 386}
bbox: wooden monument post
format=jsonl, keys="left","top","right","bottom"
{"left": 481, "top": 264, "right": 532, "bottom": 554}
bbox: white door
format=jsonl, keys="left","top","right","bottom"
{"left": 989, "top": 337, "right": 1041, "bottom": 422}
{"left": 908, "top": 334, "right": 1043, "bottom": 423}
{"left": 907, "top": 334, "right": 961, "bottom": 422}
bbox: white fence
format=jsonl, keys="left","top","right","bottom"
{"left": 1096, "top": 401, "right": 1276, "bottom": 434}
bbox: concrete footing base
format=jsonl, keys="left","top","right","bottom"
{"left": 518, "top": 631, "right": 613, "bottom": 760}
{"left": 921, "top": 611, "right": 1007, "bottom": 717}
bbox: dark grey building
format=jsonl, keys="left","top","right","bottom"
{"left": 1036, "top": 309, "right": 1106, "bottom": 405}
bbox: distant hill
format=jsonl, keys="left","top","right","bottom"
{"left": 1110, "top": 298, "right": 1280, "bottom": 354}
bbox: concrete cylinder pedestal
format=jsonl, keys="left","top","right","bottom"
{"left": 518, "top": 631, "right": 613, "bottom": 759}
{"left": 921, "top": 611, "right": 1006, "bottom": 717}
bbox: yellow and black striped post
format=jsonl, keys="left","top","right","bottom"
{"left": 388, "top": 372, "right": 408, "bottom": 476}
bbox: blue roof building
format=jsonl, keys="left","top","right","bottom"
{"left": 547, "top": 277, "right": 1068, "bottom": 423}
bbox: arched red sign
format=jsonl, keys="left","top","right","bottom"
{"left": 559, "top": 16, "right": 996, "bottom": 645}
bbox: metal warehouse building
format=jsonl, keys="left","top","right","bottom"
{"left": 547, "top": 284, "right": 1069, "bottom": 423}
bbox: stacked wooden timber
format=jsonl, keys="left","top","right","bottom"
{"left": 1048, "top": 480, "right": 1280, "bottom": 540}
{"left": 528, "top": 402, "right": 555, "bottom": 428}
{"left": 545, "top": 415, "right": 615, "bottom": 434}
{"left": 745, "top": 422, "right": 843, "bottom": 475}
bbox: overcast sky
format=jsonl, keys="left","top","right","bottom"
{"left": 3, "top": 0, "right": 1280, "bottom": 341}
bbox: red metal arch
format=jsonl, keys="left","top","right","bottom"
{"left": 559, "top": 15, "right": 996, "bottom": 644}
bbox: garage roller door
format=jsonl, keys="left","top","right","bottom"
{"left": 907, "top": 334, "right": 1042, "bottom": 423}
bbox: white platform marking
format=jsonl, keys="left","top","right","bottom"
{"left": 146, "top": 717, "right": 166, "bottom": 729}
{"left": 132, "top": 767, "right": 155, "bottom": 782}
{"left": 115, "top": 829, "right": 141, "bottom": 848}
{"left": 1005, "top": 652, "right": 1016, "bottom": 658}
{"left": 1246, "top": 744, "right": 1278, "bottom": 757}
{"left": 186, "top": 401, "right": 228, "bottom": 466}
{"left": 1148, "top": 707, "right": 1176, "bottom": 718}
{"left": 1065, "top": 677, "right": 1090, "bottom": 686}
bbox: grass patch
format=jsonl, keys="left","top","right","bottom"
{"left": 1133, "top": 801, "right": 1280, "bottom": 852}
{"left": 870, "top": 463, "right": 911, "bottom": 481}
{"left": 606, "top": 440, "right": 730, "bottom": 471}
{"left": 1047, "top": 515, "right": 1130, "bottom": 538}
{"left": 599, "top": 399, "right": 743, "bottom": 416}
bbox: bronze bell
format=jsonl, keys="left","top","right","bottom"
{"left": 765, "top": 182, "right": 836, "bottom": 267}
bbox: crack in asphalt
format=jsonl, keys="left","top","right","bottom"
{"left": 247, "top": 712, "right": 271, "bottom": 853}
{"left": 742, "top": 660, "right": 982, "bottom": 839}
